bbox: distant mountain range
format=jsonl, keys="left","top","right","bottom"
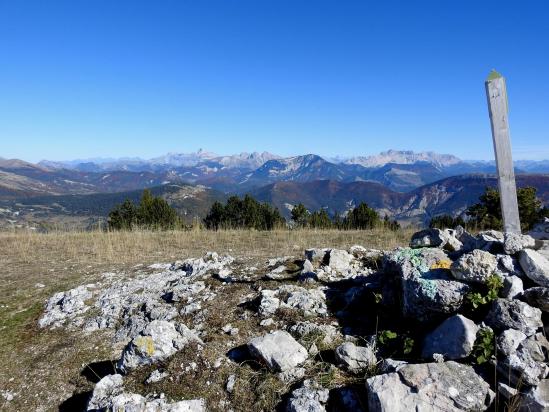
{"left": 26, "top": 149, "right": 549, "bottom": 193}
{"left": 1, "top": 150, "right": 548, "bottom": 229}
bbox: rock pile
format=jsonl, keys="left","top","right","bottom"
{"left": 36, "top": 226, "right": 549, "bottom": 411}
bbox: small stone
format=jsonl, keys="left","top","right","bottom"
{"left": 302, "top": 259, "right": 314, "bottom": 274}
{"left": 278, "top": 367, "right": 306, "bottom": 383}
{"left": 117, "top": 321, "right": 201, "bottom": 372}
{"left": 422, "top": 314, "right": 478, "bottom": 360}
{"left": 248, "top": 331, "right": 308, "bottom": 372}
{"left": 485, "top": 299, "right": 543, "bottom": 336}
{"left": 519, "top": 249, "right": 549, "bottom": 287}
{"left": 260, "top": 318, "right": 274, "bottom": 327}
{"left": 335, "top": 342, "right": 376, "bottom": 373}
{"left": 327, "top": 249, "right": 353, "bottom": 272}
{"left": 379, "top": 358, "right": 408, "bottom": 373}
{"left": 504, "top": 232, "right": 536, "bottom": 255}
{"left": 521, "top": 287, "right": 549, "bottom": 312}
{"left": 497, "top": 329, "right": 527, "bottom": 356}
{"left": 498, "top": 333, "right": 549, "bottom": 386}
{"left": 87, "top": 374, "right": 124, "bottom": 411}
{"left": 501, "top": 275, "right": 523, "bottom": 299}
{"left": 222, "top": 324, "right": 239, "bottom": 336}
{"left": 145, "top": 370, "right": 169, "bottom": 384}
{"left": 521, "top": 378, "right": 549, "bottom": 410}
{"left": 497, "top": 383, "right": 518, "bottom": 400}
{"left": 286, "top": 380, "right": 329, "bottom": 412}
{"left": 450, "top": 250, "right": 498, "bottom": 284}
{"left": 226, "top": 374, "right": 236, "bottom": 393}
{"left": 410, "top": 228, "right": 447, "bottom": 248}
{"left": 304, "top": 249, "right": 328, "bottom": 266}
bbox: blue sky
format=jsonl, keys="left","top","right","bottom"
{"left": 1, "top": 1, "right": 548, "bottom": 162}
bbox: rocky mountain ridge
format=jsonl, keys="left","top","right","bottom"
{"left": 3, "top": 151, "right": 549, "bottom": 198}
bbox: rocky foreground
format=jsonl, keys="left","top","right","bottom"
{"left": 32, "top": 219, "right": 549, "bottom": 411}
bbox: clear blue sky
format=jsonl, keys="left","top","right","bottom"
{"left": 1, "top": 0, "right": 548, "bottom": 162}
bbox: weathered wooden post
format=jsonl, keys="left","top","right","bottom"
{"left": 485, "top": 70, "right": 521, "bottom": 233}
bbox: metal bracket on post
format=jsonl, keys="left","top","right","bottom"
{"left": 485, "top": 70, "right": 521, "bottom": 233}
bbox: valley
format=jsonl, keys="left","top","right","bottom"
{"left": 1, "top": 151, "right": 548, "bottom": 230}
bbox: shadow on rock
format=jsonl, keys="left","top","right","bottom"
{"left": 81, "top": 359, "right": 118, "bottom": 383}
{"left": 226, "top": 344, "right": 263, "bottom": 370}
{"left": 58, "top": 390, "right": 91, "bottom": 412}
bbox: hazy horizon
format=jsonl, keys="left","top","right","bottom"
{"left": 4, "top": 147, "right": 549, "bottom": 165}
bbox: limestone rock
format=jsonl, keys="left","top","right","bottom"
{"left": 248, "top": 331, "right": 308, "bottom": 372}
{"left": 521, "top": 378, "right": 549, "bottom": 411}
{"left": 258, "top": 290, "right": 281, "bottom": 317}
{"left": 497, "top": 383, "right": 518, "bottom": 401}
{"left": 497, "top": 254, "right": 525, "bottom": 278}
{"left": 259, "top": 285, "right": 327, "bottom": 318}
{"left": 366, "top": 361, "right": 494, "bottom": 412}
{"left": 476, "top": 230, "right": 504, "bottom": 252}
{"left": 38, "top": 284, "right": 93, "bottom": 328}
{"left": 286, "top": 380, "right": 329, "bottom": 412}
{"left": 226, "top": 374, "right": 236, "bottom": 393}
{"left": 410, "top": 228, "right": 447, "bottom": 248}
{"left": 443, "top": 229, "right": 463, "bottom": 252}
{"left": 521, "top": 287, "right": 549, "bottom": 311}
{"left": 450, "top": 250, "right": 498, "bottom": 284}
{"left": 109, "top": 395, "right": 205, "bottom": 411}
{"left": 385, "top": 248, "right": 470, "bottom": 321}
{"left": 145, "top": 369, "right": 169, "bottom": 384}
{"left": 304, "top": 248, "right": 328, "bottom": 266}
{"left": 501, "top": 275, "right": 524, "bottom": 299}
{"left": 422, "top": 314, "right": 478, "bottom": 360}
{"left": 118, "top": 320, "right": 200, "bottom": 372}
{"left": 302, "top": 259, "right": 314, "bottom": 275}
{"left": 498, "top": 333, "right": 549, "bottom": 386}
{"left": 504, "top": 232, "right": 536, "bottom": 255}
{"left": 455, "top": 225, "right": 478, "bottom": 252}
{"left": 327, "top": 249, "right": 353, "bottom": 272}
{"left": 278, "top": 367, "right": 306, "bottom": 383}
{"left": 87, "top": 374, "right": 124, "bottom": 411}
{"left": 335, "top": 342, "right": 376, "bottom": 373}
{"left": 519, "top": 249, "right": 549, "bottom": 287}
{"left": 485, "top": 299, "right": 543, "bottom": 336}
{"left": 379, "top": 358, "right": 408, "bottom": 373}
{"left": 497, "top": 329, "right": 527, "bottom": 356}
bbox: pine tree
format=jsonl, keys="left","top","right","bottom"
{"left": 467, "top": 186, "right": 547, "bottom": 231}
{"left": 291, "top": 203, "right": 308, "bottom": 228}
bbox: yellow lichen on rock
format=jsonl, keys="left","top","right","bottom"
{"left": 135, "top": 336, "right": 155, "bottom": 356}
{"left": 430, "top": 259, "right": 452, "bottom": 270}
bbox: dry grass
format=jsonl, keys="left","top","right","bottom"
{"left": 1, "top": 227, "right": 413, "bottom": 265}
{"left": 0, "top": 228, "right": 412, "bottom": 410}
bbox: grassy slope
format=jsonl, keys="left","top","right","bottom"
{"left": 0, "top": 228, "right": 412, "bottom": 411}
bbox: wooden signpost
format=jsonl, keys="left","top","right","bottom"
{"left": 485, "top": 70, "right": 521, "bottom": 234}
